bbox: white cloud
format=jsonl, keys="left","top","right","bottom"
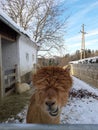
{"left": 66, "top": 29, "right": 98, "bottom": 47}
{"left": 69, "top": 1, "right": 98, "bottom": 27}
{"left": 68, "top": 43, "right": 81, "bottom": 50}
{"left": 66, "top": 0, "right": 79, "bottom": 5}
{"left": 64, "top": 1, "right": 98, "bottom": 54}
{"left": 66, "top": 31, "right": 98, "bottom": 54}
{"left": 86, "top": 39, "right": 98, "bottom": 46}
{"left": 86, "top": 29, "right": 98, "bottom": 37}
{"left": 66, "top": 34, "right": 81, "bottom": 43}
{"left": 67, "top": 38, "right": 98, "bottom": 54}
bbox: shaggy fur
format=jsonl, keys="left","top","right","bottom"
{"left": 26, "top": 66, "right": 72, "bottom": 124}
{"left": 16, "top": 82, "right": 30, "bottom": 94}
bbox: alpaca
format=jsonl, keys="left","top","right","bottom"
{"left": 16, "top": 82, "right": 30, "bottom": 94}
{"left": 26, "top": 66, "right": 72, "bottom": 124}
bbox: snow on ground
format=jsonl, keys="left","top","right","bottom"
{"left": 61, "top": 77, "right": 98, "bottom": 124}
{"left": 72, "top": 77, "right": 98, "bottom": 95}
{"left": 4, "top": 76, "right": 98, "bottom": 124}
{"left": 70, "top": 56, "right": 98, "bottom": 64}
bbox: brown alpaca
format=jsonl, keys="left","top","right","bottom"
{"left": 26, "top": 66, "right": 72, "bottom": 124}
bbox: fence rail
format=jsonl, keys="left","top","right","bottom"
{"left": 4, "top": 68, "right": 16, "bottom": 88}
{"left": 3, "top": 65, "right": 18, "bottom": 95}
{"left": 0, "top": 124, "right": 98, "bottom": 130}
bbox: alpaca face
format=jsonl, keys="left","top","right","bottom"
{"left": 44, "top": 88, "right": 60, "bottom": 117}
{"left": 36, "top": 87, "right": 69, "bottom": 117}
{"left": 33, "top": 66, "right": 72, "bottom": 117}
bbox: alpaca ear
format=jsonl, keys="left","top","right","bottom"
{"left": 32, "top": 64, "right": 42, "bottom": 74}
{"left": 63, "top": 65, "right": 71, "bottom": 72}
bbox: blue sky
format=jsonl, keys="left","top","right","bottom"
{"left": 61, "top": 0, "right": 98, "bottom": 54}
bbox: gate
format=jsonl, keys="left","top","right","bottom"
{"left": 4, "top": 65, "right": 18, "bottom": 96}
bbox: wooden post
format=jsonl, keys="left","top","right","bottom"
{"left": 14, "top": 64, "right": 18, "bottom": 82}
{"left": 0, "top": 35, "right": 4, "bottom": 99}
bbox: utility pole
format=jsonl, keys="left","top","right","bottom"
{"left": 80, "top": 24, "right": 87, "bottom": 59}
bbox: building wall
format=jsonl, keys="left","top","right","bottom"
{"left": 71, "top": 64, "right": 98, "bottom": 88}
{"left": 2, "top": 38, "right": 18, "bottom": 70}
{"left": 18, "top": 35, "right": 37, "bottom": 77}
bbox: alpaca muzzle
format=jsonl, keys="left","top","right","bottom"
{"left": 45, "top": 101, "right": 59, "bottom": 116}
{"left": 49, "top": 107, "right": 59, "bottom": 116}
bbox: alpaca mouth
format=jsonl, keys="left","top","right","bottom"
{"left": 49, "top": 107, "right": 59, "bottom": 117}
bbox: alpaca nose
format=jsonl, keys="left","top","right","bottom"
{"left": 45, "top": 101, "right": 55, "bottom": 107}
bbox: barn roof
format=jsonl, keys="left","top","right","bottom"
{"left": 0, "top": 9, "right": 38, "bottom": 46}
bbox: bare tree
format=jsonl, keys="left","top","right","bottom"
{"left": 0, "top": 0, "right": 42, "bottom": 30}
{"left": 1, "top": 0, "right": 68, "bottom": 56}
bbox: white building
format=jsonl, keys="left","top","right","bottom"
{"left": 0, "top": 10, "right": 38, "bottom": 98}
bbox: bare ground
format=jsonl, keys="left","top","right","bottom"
{"left": 0, "top": 88, "right": 34, "bottom": 122}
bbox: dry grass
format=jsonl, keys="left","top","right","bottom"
{"left": 0, "top": 89, "right": 33, "bottom": 122}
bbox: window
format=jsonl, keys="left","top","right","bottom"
{"left": 26, "top": 53, "right": 29, "bottom": 61}
{"left": 32, "top": 54, "right": 34, "bottom": 61}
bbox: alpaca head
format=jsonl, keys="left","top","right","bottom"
{"left": 33, "top": 66, "right": 72, "bottom": 117}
